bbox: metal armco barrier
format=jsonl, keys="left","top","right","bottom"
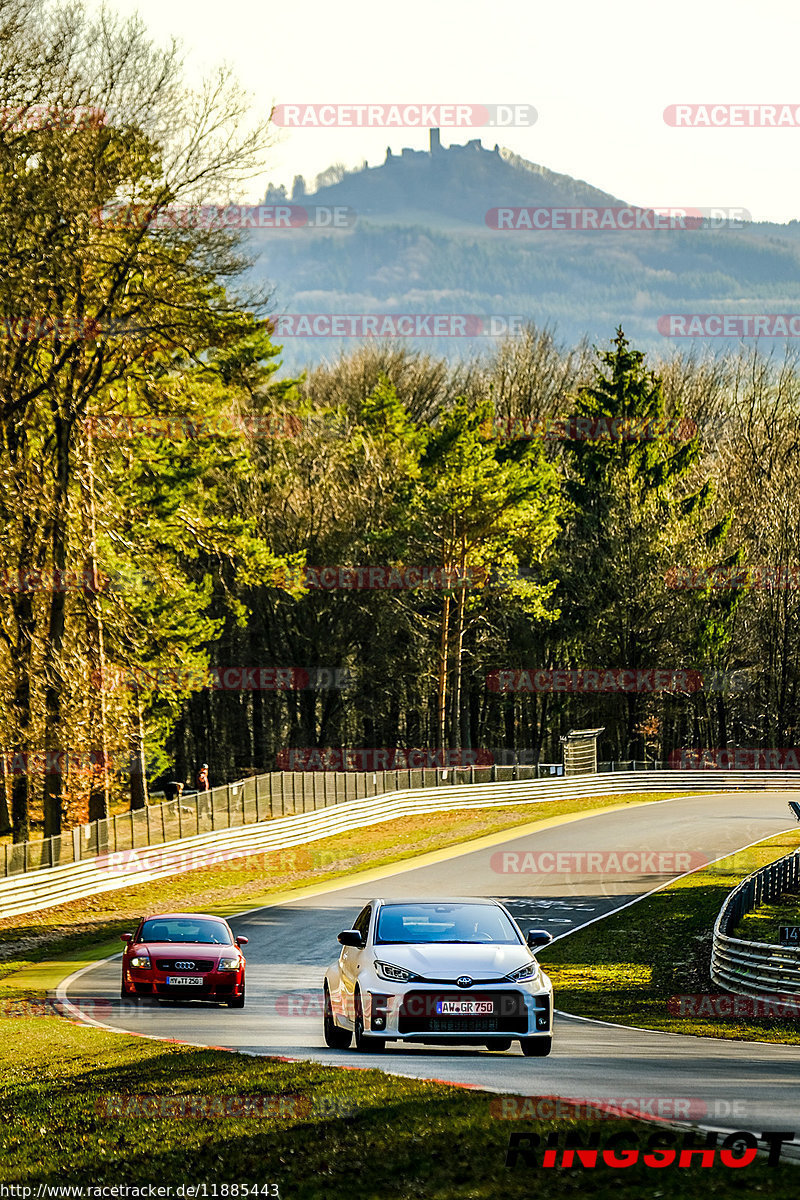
{"left": 711, "top": 849, "right": 800, "bottom": 997}
{"left": 2, "top": 762, "right": 562, "bottom": 878}
{"left": 1, "top": 770, "right": 798, "bottom": 920}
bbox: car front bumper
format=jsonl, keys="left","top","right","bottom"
{"left": 362, "top": 978, "right": 553, "bottom": 1040}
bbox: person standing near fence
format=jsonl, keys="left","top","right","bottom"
{"left": 197, "top": 763, "right": 209, "bottom": 791}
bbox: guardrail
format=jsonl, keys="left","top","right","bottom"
{"left": 2, "top": 762, "right": 564, "bottom": 878}
{"left": 711, "top": 848, "right": 800, "bottom": 997}
{"left": 2, "top": 769, "right": 799, "bottom": 921}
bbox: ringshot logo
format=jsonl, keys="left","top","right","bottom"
{"left": 272, "top": 103, "right": 537, "bottom": 127}
{"left": 505, "top": 1129, "right": 794, "bottom": 1169}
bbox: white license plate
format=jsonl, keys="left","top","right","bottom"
{"left": 436, "top": 1000, "right": 494, "bottom": 1015}
{"left": 167, "top": 976, "right": 204, "bottom": 986}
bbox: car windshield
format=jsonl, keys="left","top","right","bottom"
{"left": 139, "top": 918, "right": 232, "bottom": 945}
{"left": 375, "top": 903, "right": 521, "bottom": 945}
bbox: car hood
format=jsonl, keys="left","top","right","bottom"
{"left": 372, "top": 942, "right": 536, "bottom": 980}
{"left": 132, "top": 942, "right": 235, "bottom": 959}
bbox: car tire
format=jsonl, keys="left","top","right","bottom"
{"left": 484, "top": 1038, "right": 512, "bottom": 1051}
{"left": 520, "top": 1036, "right": 552, "bottom": 1057}
{"left": 230, "top": 984, "right": 245, "bottom": 1009}
{"left": 353, "top": 991, "right": 385, "bottom": 1053}
{"left": 323, "top": 986, "right": 352, "bottom": 1049}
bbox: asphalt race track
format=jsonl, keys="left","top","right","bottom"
{"left": 62, "top": 790, "right": 800, "bottom": 1141}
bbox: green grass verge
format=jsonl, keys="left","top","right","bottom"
{"left": 0, "top": 791, "right": 695, "bottom": 988}
{"left": 735, "top": 894, "right": 800, "bottom": 944}
{"left": 539, "top": 829, "right": 800, "bottom": 1043}
{"left": 1, "top": 1019, "right": 799, "bottom": 1194}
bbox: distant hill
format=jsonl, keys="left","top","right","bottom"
{"left": 247, "top": 131, "right": 800, "bottom": 373}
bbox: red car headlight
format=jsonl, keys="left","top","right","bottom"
{"left": 217, "top": 957, "right": 242, "bottom": 972}
{"left": 129, "top": 955, "right": 151, "bottom": 969}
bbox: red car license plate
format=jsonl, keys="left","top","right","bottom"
{"left": 166, "top": 976, "right": 203, "bottom": 986}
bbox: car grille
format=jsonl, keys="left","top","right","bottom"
{"left": 155, "top": 959, "right": 215, "bottom": 972}
{"left": 398, "top": 990, "right": 530, "bottom": 1035}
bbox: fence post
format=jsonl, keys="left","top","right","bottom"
{"left": 73, "top": 826, "right": 82, "bottom": 862}
{"left": 161, "top": 802, "right": 167, "bottom": 843}
{"left": 227, "top": 783, "right": 232, "bottom": 826}
{"left": 145, "top": 804, "right": 152, "bottom": 845}
{"left": 256, "top": 775, "right": 262, "bottom": 822}
{"left": 177, "top": 797, "right": 183, "bottom": 839}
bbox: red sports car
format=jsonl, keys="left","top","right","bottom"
{"left": 120, "top": 912, "right": 248, "bottom": 1007}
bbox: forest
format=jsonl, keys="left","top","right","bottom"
{"left": 1, "top": 1, "right": 799, "bottom": 845}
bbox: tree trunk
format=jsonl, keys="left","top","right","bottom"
{"left": 129, "top": 692, "right": 148, "bottom": 810}
{"left": 42, "top": 415, "right": 71, "bottom": 838}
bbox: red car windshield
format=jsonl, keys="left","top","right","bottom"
{"left": 139, "top": 918, "right": 233, "bottom": 944}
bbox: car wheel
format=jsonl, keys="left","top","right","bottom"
{"left": 323, "top": 986, "right": 352, "bottom": 1049}
{"left": 229, "top": 984, "right": 245, "bottom": 1009}
{"left": 520, "top": 1036, "right": 552, "bottom": 1057}
{"left": 353, "top": 991, "right": 385, "bottom": 1053}
{"left": 484, "top": 1038, "right": 512, "bottom": 1051}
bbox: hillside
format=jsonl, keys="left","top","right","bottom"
{"left": 248, "top": 133, "right": 800, "bottom": 372}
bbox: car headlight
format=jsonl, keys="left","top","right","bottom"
{"left": 129, "top": 955, "right": 151, "bottom": 970}
{"left": 505, "top": 960, "right": 540, "bottom": 983}
{"left": 374, "top": 960, "right": 423, "bottom": 983}
{"left": 218, "top": 957, "right": 242, "bottom": 972}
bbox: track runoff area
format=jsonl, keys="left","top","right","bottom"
{"left": 61, "top": 788, "right": 800, "bottom": 1168}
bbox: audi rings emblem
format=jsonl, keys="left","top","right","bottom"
{"left": 174, "top": 961, "right": 196, "bottom": 970}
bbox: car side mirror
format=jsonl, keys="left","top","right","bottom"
{"left": 235, "top": 936, "right": 249, "bottom": 947}
{"left": 338, "top": 929, "right": 365, "bottom": 948}
{"left": 120, "top": 933, "right": 133, "bottom": 944}
{"left": 526, "top": 929, "right": 553, "bottom": 949}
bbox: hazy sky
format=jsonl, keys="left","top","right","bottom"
{"left": 88, "top": 0, "right": 799, "bottom": 222}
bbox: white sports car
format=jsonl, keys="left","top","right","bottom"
{"left": 322, "top": 898, "right": 553, "bottom": 1055}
